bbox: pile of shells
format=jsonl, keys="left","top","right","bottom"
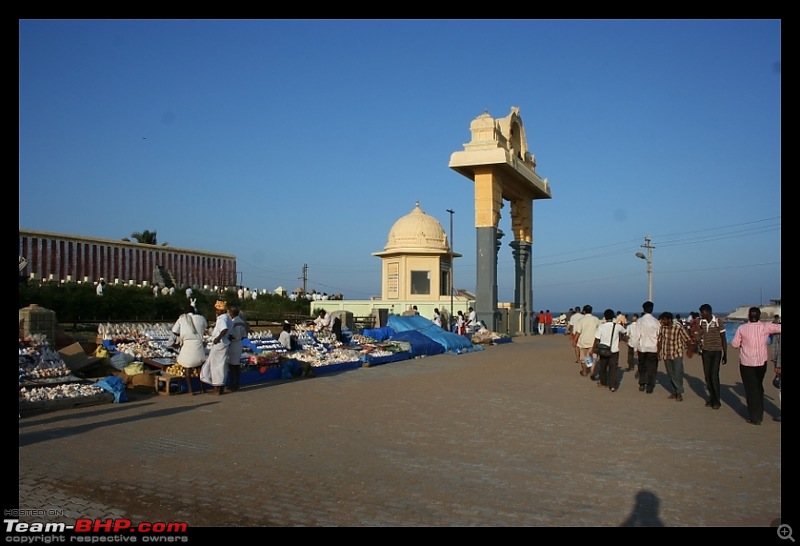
{"left": 19, "top": 360, "right": 71, "bottom": 383}
{"left": 19, "top": 340, "right": 72, "bottom": 384}
{"left": 20, "top": 383, "right": 105, "bottom": 402}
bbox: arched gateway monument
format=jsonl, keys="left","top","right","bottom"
{"left": 449, "top": 107, "right": 551, "bottom": 335}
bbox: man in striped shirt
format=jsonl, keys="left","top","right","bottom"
{"left": 657, "top": 311, "right": 693, "bottom": 402}
{"left": 695, "top": 304, "right": 727, "bottom": 410}
{"left": 731, "top": 307, "right": 782, "bottom": 425}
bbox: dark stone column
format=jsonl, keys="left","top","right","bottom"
{"left": 509, "top": 239, "right": 532, "bottom": 335}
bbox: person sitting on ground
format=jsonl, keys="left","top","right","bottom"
{"left": 278, "top": 322, "right": 295, "bottom": 351}
{"left": 314, "top": 309, "right": 332, "bottom": 332}
{"left": 278, "top": 322, "right": 314, "bottom": 378}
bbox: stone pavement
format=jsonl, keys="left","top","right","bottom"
{"left": 17, "top": 334, "right": 783, "bottom": 529}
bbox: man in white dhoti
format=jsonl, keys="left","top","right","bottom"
{"left": 200, "top": 300, "right": 233, "bottom": 395}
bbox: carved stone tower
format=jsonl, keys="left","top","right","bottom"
{"left": 449, "top": 107, "right": 551, "bottom": 334}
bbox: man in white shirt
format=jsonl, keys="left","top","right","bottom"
{"left": 467, "top": 307, "right": 478, "bottom": 333}
{"left": 630, "top": 301, "right": 660, "bottom": 393}
{"left": 575, "top": 305, "right": 601, "bottom": 377}
{"left": 314, "top": 310, "right": 332, "bottom": 332}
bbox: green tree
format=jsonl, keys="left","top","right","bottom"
{"left": 122, "top": 230, "right": 168, "bottom": 246}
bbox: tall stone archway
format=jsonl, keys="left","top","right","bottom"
{"left": 449, "top": 107, "right": 551, "bottom": 334}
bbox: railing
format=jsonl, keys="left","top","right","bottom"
{"left": 353, "top": 315, "right": 376, "bottom": 331}
{"left": 64, "top": 314, "right": 317, "bottom": 332}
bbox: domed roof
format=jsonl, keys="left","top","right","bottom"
{"left": 380, "top": 202, "right": 449, "bottom": 254}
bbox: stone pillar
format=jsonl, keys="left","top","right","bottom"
{"left": 476, "top": 226, "right": 498, "bottom": 331}
{"left": 509, "top": 239, "right": 532, "bottom": 335}
{"left": 474, "top": 168, "right": 502, "bottom": 330}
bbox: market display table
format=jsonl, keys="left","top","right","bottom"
{"left": 155, "top": 372, "right": 182, "bottom": 395}
{"left": 143, "top": 357, "right": 174, "bottom": 370}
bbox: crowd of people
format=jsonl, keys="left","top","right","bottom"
{"left": 565, "top": 301, "right": 781, "bottom": 425}
{"left": 165, "top": 294, "right": 782, "bottom": 423}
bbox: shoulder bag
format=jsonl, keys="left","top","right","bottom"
{"left": 596, "top": 323, "right": 616, "bottom": 358}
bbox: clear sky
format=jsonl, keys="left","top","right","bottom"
{"left": 19, "top": 19, "right": 781, "bottom": 315}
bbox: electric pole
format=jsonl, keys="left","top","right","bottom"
{"left": 300, "top": 263, "right": 308, "bottom": 295}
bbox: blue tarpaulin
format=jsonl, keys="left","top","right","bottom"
{"left": 95, "top": 375, "right": 128, "bottom": 403}
{"left": 386, "top": 315, "right": 477, "bottom": 354}
{"left": 389, "top": 329, "right": 445, "bottom": 358}
{"left": 362, "top": 326, "right": 395, "bottom": 342}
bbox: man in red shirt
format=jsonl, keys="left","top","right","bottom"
{"left": 545, "top": 310, "right": 553, "bottom": 335}
{"left": 537, "top": 310, "right": 545, "bottom": 335}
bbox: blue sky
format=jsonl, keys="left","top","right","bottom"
{"left": 19, "top": 19, "right": 781, "bottom": 315}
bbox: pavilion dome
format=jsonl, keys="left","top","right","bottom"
{"left": 381, "top": 202, "right": 449, "bottom": 254}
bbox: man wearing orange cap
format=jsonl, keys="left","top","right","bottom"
{"left": 200, "top": 300, "right": 234, "bottom": 395}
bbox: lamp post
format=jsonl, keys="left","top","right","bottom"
{"left": 446, "top": 209, "right": 455, "bottom": 324}
{"left": 237, "top": 271, "right": 243, "bottom": 290}
{"left": 635, "top": 235, "right": 654, "bottom": 302}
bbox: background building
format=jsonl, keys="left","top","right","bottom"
{"left": 309, "top": 203, "right": 477, "bottom": 331}
{"left": 19, "top": 229, "right": 236, "bottom": 290}
{"left": 372, "top": 202, "right": 462, "bottom": 304}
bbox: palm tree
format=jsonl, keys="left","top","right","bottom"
{"left": 122, "top": 230, "right": 168, "bottom": 246}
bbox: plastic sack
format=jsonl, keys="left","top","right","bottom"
{"left": 109, "top": 351, "right": 135, "bottom": 371}
{"left": 123, "top": 361, "right": 146, "bottom": 376}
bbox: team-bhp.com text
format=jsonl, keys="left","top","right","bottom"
{"left": 5, "top": 519, "right": 189, "bottom": 543}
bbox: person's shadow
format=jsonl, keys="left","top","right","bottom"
{"left": 620, "top": 490, "right": 665, "bottom": 527}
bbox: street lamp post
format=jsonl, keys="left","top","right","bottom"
{"left": 446, "top": 209, "right": 455, "bottom": 326}
{"left": 635, "top": 235, "right": 654, "bottom": 302}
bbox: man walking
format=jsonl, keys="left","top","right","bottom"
{"left": 567, "top": 306, "right": 583, "bottom": 364}
{"left": 658, "top": 311, "right": 692, "bottom": 401}
{"left": 731, "top": 307, "right": 781, "bottom": 425}
{"left": 625, "top": 314, "right": 639, "bottom": 371}
{"left": 630, "top": 301, "right": 660, "bottom": 393}
{"left": 575, "top": 305, "right": 601, "bottom": 377}
{"left": 695, "top": 303, "right": 727, "bottom": 409}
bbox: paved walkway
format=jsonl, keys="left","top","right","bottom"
{"left": 18, "top": 334, "right": 782, "bottom": 528}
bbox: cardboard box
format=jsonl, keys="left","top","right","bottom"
{"left": 118, "top": 369, "right": 159, "bottom": 389}
{"left": 58, "top": 342, "right": 103, "bottom": 372}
